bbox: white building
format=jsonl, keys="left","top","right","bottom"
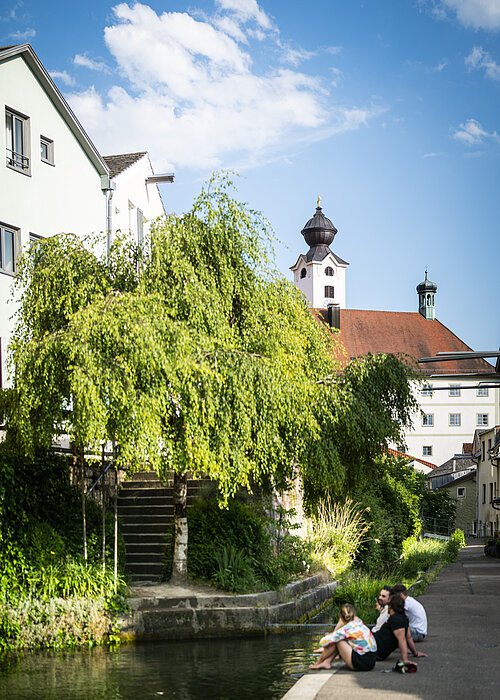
{"left": 0, "top": 44, "right": 170, "bottom": 384}
{"left": 473, "top": 425, "right": 500, "bottom": 538}
{"left": 292, "top": 202, "right": 500, "bottom": 467}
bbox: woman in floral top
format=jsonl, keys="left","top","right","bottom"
{"left": 310, "top": 603, "right": 377, "bottom": 672}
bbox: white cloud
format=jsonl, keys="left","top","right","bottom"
{"left": 49, "top": 70, "right": 76, "bottom": 87}
{"left": 74, "top": 53, "right": 111, "bottom": 73}
{"left": 67, "top": 2, "right": 379, "bottom": 172}
{"left": 433, "top": 59, "right": 448, "bottom": 71}
{"left": 441, "top": 0, "right": 500, "bottom": 29}
{"left": 452, "top": 118, "right": 500, "bottom": 145}
{"left": 280, "top": 44, "right": 316, "bottom": 67}
{"left": 215, "top": 0, "right": 272, "bottom": 29}
{"left": 465, "top": 45, "right": 500, "bottom": 80}
{"left": 8, "top": 27, "right": 35, "bottom": 40}
{"left": 0, "top": 1, "right": 23, "bottom": 23}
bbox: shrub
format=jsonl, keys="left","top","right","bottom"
{"left": 448, "top": 528, "right": 466, "bottom": 557}
{"left": 308, "top": 498, "right": 371, "bottom": 577}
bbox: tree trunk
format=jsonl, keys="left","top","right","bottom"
{"left": 171, "top": 471, "right": 188, "bottom": 582}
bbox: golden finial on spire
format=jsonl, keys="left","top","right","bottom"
{"left": 317, "top": 194, "right": 321, "bottom": 208}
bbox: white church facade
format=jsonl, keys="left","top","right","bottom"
{"left": 291, "top": 202, "right": 499, "bottom": 468}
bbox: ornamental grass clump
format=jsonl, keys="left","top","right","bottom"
{"left": 308, "top": 498, "right": 371, "bottom": 578}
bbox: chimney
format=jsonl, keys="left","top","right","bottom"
{"left": 327, "top": 303, "right": 340, "bottom": 329}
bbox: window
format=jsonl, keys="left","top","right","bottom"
{"left": 422, "top": 413, "right": 434, "bottom": 427}
{"left": 29, "top": 232, "right": 43, "bottom": 247}
{"left": 449, "top": 384, "right": 461, "bottom": 397}
{"left": 482, "top": 441, "right": 485, "bottom": 462}
{"left": 477, "top": 414, "right": 489, "bottom": 427}
{"left": 477, "top": 386, "right": 489, "bottom": 397}
{"left": 137, "top": 208, "right": 144, "bottom": 246}
{"left": 490, "top": 483, "right": 494, "bottom": 503}
{"left": 457, "top": 487, "right": 466, "bottom": 498}
{"left": 0, "top": 223, "right": 18, "bottom": 274}
{"left": 423, "top": 446, "right": 433, "bottom": 456}
{"left": 40, "top": 136, "right": 54, "bottom": 165}
{"left": 421, "top": 384, "right": 433, "bottom": 397}
{"left": 483, "top": 483, "right": 486, "bottom": 504}
{"left": 300, "top": 268, "right": 306, "bottom": 279}
{"left": 325, "top": 266, "right": 334, "bottom": 277}
{"left": 449, "top": 413, "right": 461, "bottom": 427}
{"left": 324, "top": 285, "right": 335, "bottom": 299}
{"left": 5, "top": 108, "right": 30, "bottom": 173}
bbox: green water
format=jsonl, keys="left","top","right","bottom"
{"left": 0, "top": 630, "right": 328, "bottom": 700}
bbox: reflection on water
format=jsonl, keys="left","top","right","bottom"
{"left": 0, "top": 630, "right": 330, "bottom": 700}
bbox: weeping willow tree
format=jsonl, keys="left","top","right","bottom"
{"left": 6, "top": 174, "right": 417, "bottom": 581}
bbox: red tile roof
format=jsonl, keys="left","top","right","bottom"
{"left": 387, "top": 448, "right": 436, "bottom": 469}
{"left": 317, "top": 309, "right": 494, "bottom": 376}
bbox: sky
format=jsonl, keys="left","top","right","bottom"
{"left": 1, "top": 0, "right": 499, "bottom": 353}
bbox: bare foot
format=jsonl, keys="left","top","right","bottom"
{"left": 309, "top": 660, "right": 333, "bottom": 670}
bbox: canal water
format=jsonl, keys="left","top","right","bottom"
{"left": 0, "top": 627, "right": 332, "bottom": 700}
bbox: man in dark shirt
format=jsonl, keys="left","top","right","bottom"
{"left": 374, "top": 593, "right": 427, "bottom": 665}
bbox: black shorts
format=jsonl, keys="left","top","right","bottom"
{"left": 351, "top": 650, "right": 376, "bottom": 672}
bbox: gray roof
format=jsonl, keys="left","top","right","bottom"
{"left": 103, "top": 152, "right": 147, "bottom": 178}
{"left": 428, "top": 454, "right": 475, "bottom": 479}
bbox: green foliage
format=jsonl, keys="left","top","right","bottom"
{"left": 212, "top": 545, "right": 260, "bottom": 593}
{"left": 308, "top": 498, "right": 371, "bottom": 577}
{"left": 353, "top": 455, "right": 426, "bottom": 572}
{"left": 188, "top": 497, "right": 311, "bottom": 592}
{"left": 0, "top": 597, "right": 112, "bottom": 651}
{"left": 422, "top": 488, "right": 457, "bottom": 525}
{"left": 448, "top": 528, "right": 466, "bottom": 557}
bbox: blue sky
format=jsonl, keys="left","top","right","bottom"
{"left": 1, "top": 0, "right": 499, "bottom": 353}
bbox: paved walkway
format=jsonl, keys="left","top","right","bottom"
{"left": 283, "top": 543, "right": 500, "bottom": 699}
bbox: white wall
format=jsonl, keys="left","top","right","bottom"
{"left": 0, "top": 54, "right": 106, "bottom": 380}
{"left": 476, "top": 428, "right": 500, "bottom": 537}
{"left": 293, "top": 253, "right": 347, "bottom": 308}
{"left": 404, "top": 378, "right": 499, "bottom": 467}
{"left": 111, "top": 155, "right": 165, "bottom": 241}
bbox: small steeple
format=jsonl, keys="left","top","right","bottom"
{"left": 417, "top": 269, "right": 437, "bottom": 320}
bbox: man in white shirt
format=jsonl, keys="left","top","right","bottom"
{"left": 372, "top": 585, "right": 392, "bottom": 633}
{"left": 392, "top": 583, "right": 427, "bottom": 642}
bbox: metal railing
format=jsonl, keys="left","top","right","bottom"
{"left": 6, "top": 148, "right": 29, "bottom": 170}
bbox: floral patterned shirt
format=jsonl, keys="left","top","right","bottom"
{"left": 319, "top": 618, "right": 377, "bottom": 655}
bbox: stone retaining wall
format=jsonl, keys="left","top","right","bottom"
{"left": 119, "top": 573, "right": 338, "bottom": 641}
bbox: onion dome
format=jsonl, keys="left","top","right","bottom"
{"left": 301, "top": 197, "right": 337, "bottom": 248}
{"left": 416, "top": 270, "right": 437, "bottom": 294}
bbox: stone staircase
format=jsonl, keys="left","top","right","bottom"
{"left": 118, "top": 471, "right": 212, "bottom": 583}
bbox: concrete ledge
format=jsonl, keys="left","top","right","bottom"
{"left": 120, "top": 574, "right": 338, "bottom": 641}
{"left": 281, "top": 671, "right": 334, "bottom": 700}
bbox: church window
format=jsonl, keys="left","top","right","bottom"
{"left": 324, "top": 285, "right": 335, "bottom": 298}
{"left": 300, "top": 268, "right": 306, "bottom": 279}
{"left": 325, "top": 266, "right": 334, "bottom": 277}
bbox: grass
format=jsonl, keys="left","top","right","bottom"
{"left": 323, "top": 534, "right": 462, "bottom": 624}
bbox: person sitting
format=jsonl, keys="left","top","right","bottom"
{"left": 310, "top": 603, "right": 377, "bottom": 672}
{"left": 372, "top": 585, "right": 392, "bottom": 633}
{"left": 392, "top": 583, "right": 427, "bottom": 642}
{"left": 374, "top": 593, "right": 427, "bottom": 666}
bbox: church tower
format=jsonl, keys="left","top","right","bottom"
{"left": 417, "top": 270, "right": 437, "bottom": 320}
{"left": 290, "top": 198, "right": 349, "bottom": 308}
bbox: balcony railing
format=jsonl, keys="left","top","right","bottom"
{"left": 6, "top": 148, "right": 29, "bottom": 171}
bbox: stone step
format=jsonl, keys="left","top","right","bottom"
{"left": 121, "top": 522, "right": 173, "bottom": 535}
{"left": 118, "top": 489, "right": 173, "bottom": 500}
{"left": 125, "top": 543, "right": 171, "bottom": 555}
{"left": 118, "top": 504, "right": 174, "bottom": 517}
{"left": 125, "top": 552, "right": 166, "bottom": 563}
{"left": 122, "top": 527, "right": 174, "bottom": 548}
{"left": 125, "top": 561, "right": 165, "bottom": 574}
